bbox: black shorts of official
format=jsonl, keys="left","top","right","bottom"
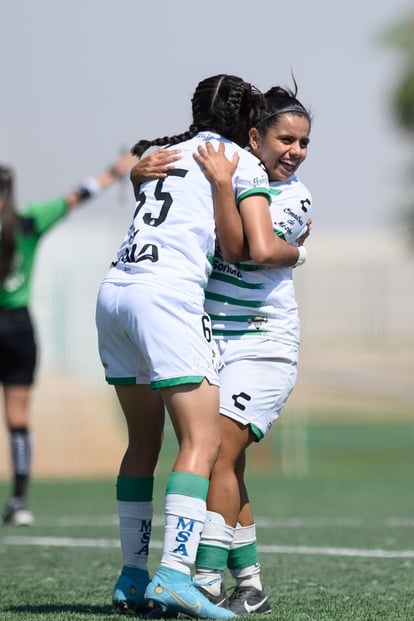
{"left": 0, "top": 307, "right": 37, "bottom": 385}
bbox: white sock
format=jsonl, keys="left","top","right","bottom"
{"left": 118, "top": 500, "right": 152, "bottom": 571}
{"left": 161, "top": 492, "right": 206, "bottom": 575}
{"left": 230, "top": 523, "right": 263, "bottom": 590}
{"left": 194, "top": 511, "right": 234, "bottom": 593}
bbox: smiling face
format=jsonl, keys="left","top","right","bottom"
{"left": 249, "top": 113, "right": 310, "bottom": 182}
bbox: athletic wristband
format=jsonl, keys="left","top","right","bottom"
{"left": 293, "top": 245, "right": 307, "bottom": 268}
{"left": 75, "top": 177, "right": 101, "bottom": 201}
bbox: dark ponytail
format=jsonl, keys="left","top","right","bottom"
{"left": 254, "top": 79, "right": 312, "bottom": 135}
{"left": 0, "top": 165, "right": 17, "bottom": 285}
{"left": 131, "top": 74, "right": 265, "bottom": 157}
{"left": 131, "top": 126, "right": 200, "bottom": 159}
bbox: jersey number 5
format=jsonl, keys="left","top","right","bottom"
{"left": 135, "top": 168, "right": 189, "bottom": 227}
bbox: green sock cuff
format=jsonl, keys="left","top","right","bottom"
{"left": 166, "top": 472, "right": 209, "bottom": 501}
{"left": 228, "top": 543, "right": 258, "bottom": 569}
{"left": 196, "top": 543, "right": 229, "bottom": 572}
{"left": 116, "top": 476, "right": 154, "bottom": 501}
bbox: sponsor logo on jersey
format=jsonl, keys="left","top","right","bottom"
{"left": 213, "top": 259, "right": 242, "bottom": 278}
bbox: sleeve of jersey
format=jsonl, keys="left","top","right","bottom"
{"left": 233, "top": 150, "right": 270, "bottom": 207}
{"left": 22, "top": 198, "right": 68, "bottom": 236}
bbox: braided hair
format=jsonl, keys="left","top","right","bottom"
{"left": 131, "top": 74, "right": 264, "bottom": 158}
{"left": 0, "top": 165, "right": 17, "bottom": 285}
{"left": 253, "top": 80, "right": 311, "bottom": 137}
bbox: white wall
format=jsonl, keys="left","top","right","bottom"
{"left": 31, "top": 219, "right": 414, "bottom": 387}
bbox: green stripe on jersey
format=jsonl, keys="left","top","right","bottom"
{"left": 213, "top": 329, "right": 269, "bottom": 337}
{"left": 205, "top": 291, "right": 263, "bottom": 308}
{"left": 269, "top": 187, "right": 283, "bottom": 197}
{"left": 235, "top": 262, "right": 259, "bottom": 272}
{"left": 209, "top": 314, "right": 262, "bottom": 323}
{"left": 166, "top": 472, "right": 209, "bottom": 501}
{"left": 236, "top": 187, "right": 270, "bottom": 206}
{"left": 209, "top": 271, "right": 264, "bottom": 289}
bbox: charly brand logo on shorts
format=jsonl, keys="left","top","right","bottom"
{"left": 232, "top": 391, "right": 251, "bottom": 411}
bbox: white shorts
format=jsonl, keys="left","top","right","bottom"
{"left": 216, "top": 337, "right": 298, "bottom": 440}
{"left": 96, "top": 280, "right": 220, "bottom": 389}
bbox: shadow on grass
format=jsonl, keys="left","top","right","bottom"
{"left": 4, "top": 604, "right": 114, "bottom": 615}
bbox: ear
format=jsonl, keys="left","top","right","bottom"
{"left": 249, "top": 127, "right": 261, "bottom": 151}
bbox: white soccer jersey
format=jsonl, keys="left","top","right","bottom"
{"left": 205, "top": 174, "right": 312, "bottom": 345}
{"left": 104, "top": 132, "right": 269, "bottom": 296}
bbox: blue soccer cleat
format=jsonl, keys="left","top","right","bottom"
{"left": 145, "top": 567, "right": 235, "bottom": 619}
{"left": 112, "top": 565, "right": 150, "bottom": 614}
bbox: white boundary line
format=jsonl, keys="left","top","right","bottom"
{"left": 257, "top": 544, "right": 414, "bottom": 558}
{"left": 25, "top": 515, "right": 414, "bottom": 528}
{"left": 2, "top": 536, "right": 414, "bottom": 558}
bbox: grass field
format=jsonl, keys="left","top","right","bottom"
{"left": 1, "top": 417, "right": 414, "bottom": 621}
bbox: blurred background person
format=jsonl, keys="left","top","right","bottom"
{"left": 0, "top": 150, "right": 136, "bottom": 526}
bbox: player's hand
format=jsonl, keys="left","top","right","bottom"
{"left": 296, "top": 218, "right": 312, "bottom": 245}
{"left": 113, "top": 152, "right": 138, "bottom": 177}
{"left": 130, "top": 148, "right": 182, "bottom": 184}
{"left": 193, "top": 141, "right": 239, "bottom": 186}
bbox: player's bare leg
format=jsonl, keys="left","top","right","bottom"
{"left": 225, "top": 449, "right": 271, "bottom": 614}
{"left": 144, "top": 380, "right": 235, "bottom": 619}
{"left": 112, "top": 384, "right": 164, "bottom": 614}
{"left": 162, "top": 379, "right": 221, "bottom": 478}
{"left": 115, "top": 384, "right": 165, "bottom": 477}
{"left": 194, "top": 418, "right": 271, "bottom": 614}
{"left": 193, "top": 416, "right": 252, "bottom": 606}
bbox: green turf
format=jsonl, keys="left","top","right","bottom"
{"left": 1, "top": 418, "right": 414, "bottom": 620}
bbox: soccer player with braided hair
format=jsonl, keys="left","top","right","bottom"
{"left": 191, "top": 84, "right": 313, "bottom": 615}
{"left": 129, "top": 81, "right": 313, "bottom": 615}
{"left": 0, "top": 151, "right": 136, "bottom": 526}
{"left": 96, "top": 74, "right": 302, "bottom": 619}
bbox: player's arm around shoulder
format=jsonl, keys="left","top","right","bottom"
{"left": 193, "top": 140, "right": 245, "bottom": 263}
{"left": 129, "top": 148, "right": 183, "bottom": 200}
{"left": 239, "top": 193, "right": 301, "bottom": 267}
